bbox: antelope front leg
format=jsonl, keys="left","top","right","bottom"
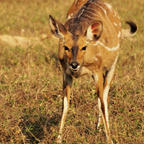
{"left": 97, "top": 71, "right": 113, "bottom": 144}
{"left": 92, "top": 73, "right": 103, "bottom": 130}
{"left": 57, "top": 73, "right": 72, "bottom": 143}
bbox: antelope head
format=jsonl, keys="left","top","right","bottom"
{"left": 49, "top": 15, "right": 103, "bottom": 75}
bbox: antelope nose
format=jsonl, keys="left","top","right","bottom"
{"left": 70, "top": 62, "right": 79, "bottom": 69}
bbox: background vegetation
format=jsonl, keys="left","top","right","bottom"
{"left": 0, "top": 0, "right": 143, "bottom": 143}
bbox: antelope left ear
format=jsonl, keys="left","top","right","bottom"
{"left": 86, "top": 21, "right": 103, "bottom": 41}
{"left": 49, "top": 15, "right": 67, "bottom": 38}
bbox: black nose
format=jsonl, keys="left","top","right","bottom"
{"left": 70, "top": 62, "right": 79, "bottom": 69}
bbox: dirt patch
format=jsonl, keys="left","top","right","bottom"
{"left": 0, "top": 34, "right": 48, "bottom": 48}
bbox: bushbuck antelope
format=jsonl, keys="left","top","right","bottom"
{"left": 49, "top": 0, "right": 137, "bottom": 143}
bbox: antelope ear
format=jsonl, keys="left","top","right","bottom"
{"left": 86, "top": 21, "right": 103, "bottom": 41}
{"left": 49, "top": 15, "right": 67, "bottom": 38}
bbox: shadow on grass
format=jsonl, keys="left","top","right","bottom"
{"left": 19, "top": 114, "right": 61, "bottom": 143}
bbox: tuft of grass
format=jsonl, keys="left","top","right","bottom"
{"left": 0, "top": 0, "right": 144, "bottom": 143}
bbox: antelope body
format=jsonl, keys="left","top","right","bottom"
{"left": 49, "top": 0, "right": 137, "bottom": 143}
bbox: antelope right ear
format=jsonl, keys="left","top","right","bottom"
{"left": 86, "top": 21, "right": 103, "bottom": 41}
{"left": 49, "top": 15, "right": 67, "bottom": 38}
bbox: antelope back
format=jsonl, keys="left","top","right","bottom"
{"left": 66, "top": 0, "right": 121, "bottom": 46}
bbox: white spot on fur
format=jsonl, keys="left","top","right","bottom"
{"left": 114, "top": 22, "right": 117, "bottom": 26}
{"left": 105, "top": 3, "right": 112, "bottom": 11}
{"left": 93, "top": 56, "right": 98, "bottom": 61}
{"left": 118, "top": 31, "right": 121, "bottom": 38}
{"left": 67, "top": 13, "right": 73, "bottom": 19}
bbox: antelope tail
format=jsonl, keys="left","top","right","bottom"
{"left": 121, "top": 21, "right": 137, "bottom": 39}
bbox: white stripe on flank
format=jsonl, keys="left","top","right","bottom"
{"left": 92, "top": 2, "right": 107, "bottom": 15}
{"left": 97, "top": 4, "right": 107, "bottom": 15}
{"left": 77, "top": 9, "right": 85, "bottom": 18}
{"left": 93, "top": 41, "right": 120, "bottom": 51}
{"left": 84, "top": 8, "right": 101, "bottom": 18}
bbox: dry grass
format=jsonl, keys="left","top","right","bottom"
{"left": 0, "top": 0, "right": 143, "bottom": 144}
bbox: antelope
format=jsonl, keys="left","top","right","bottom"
{"left": 49, "top": 0, "right": 137, "bottom": 143}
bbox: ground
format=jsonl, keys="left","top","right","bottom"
{"left": 0, "top": 0, "right": 143, "bottom": 144}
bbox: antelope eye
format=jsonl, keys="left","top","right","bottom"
{"left": 81, "top": 46, "right": 87, "bottom": 51}
{"left": 64, "top": 46, "right": 69, "bottom": 51}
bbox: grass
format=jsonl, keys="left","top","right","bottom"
{"left": 0, "top": 0, "right": 144, "bottom": 143}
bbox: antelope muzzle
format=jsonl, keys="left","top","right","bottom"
{"left": 69, "top": 61, "right": 80, "bottom": 72}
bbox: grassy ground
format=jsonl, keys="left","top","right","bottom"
{"left": 0, "top": 0, "right": 144, "bottom": 143}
